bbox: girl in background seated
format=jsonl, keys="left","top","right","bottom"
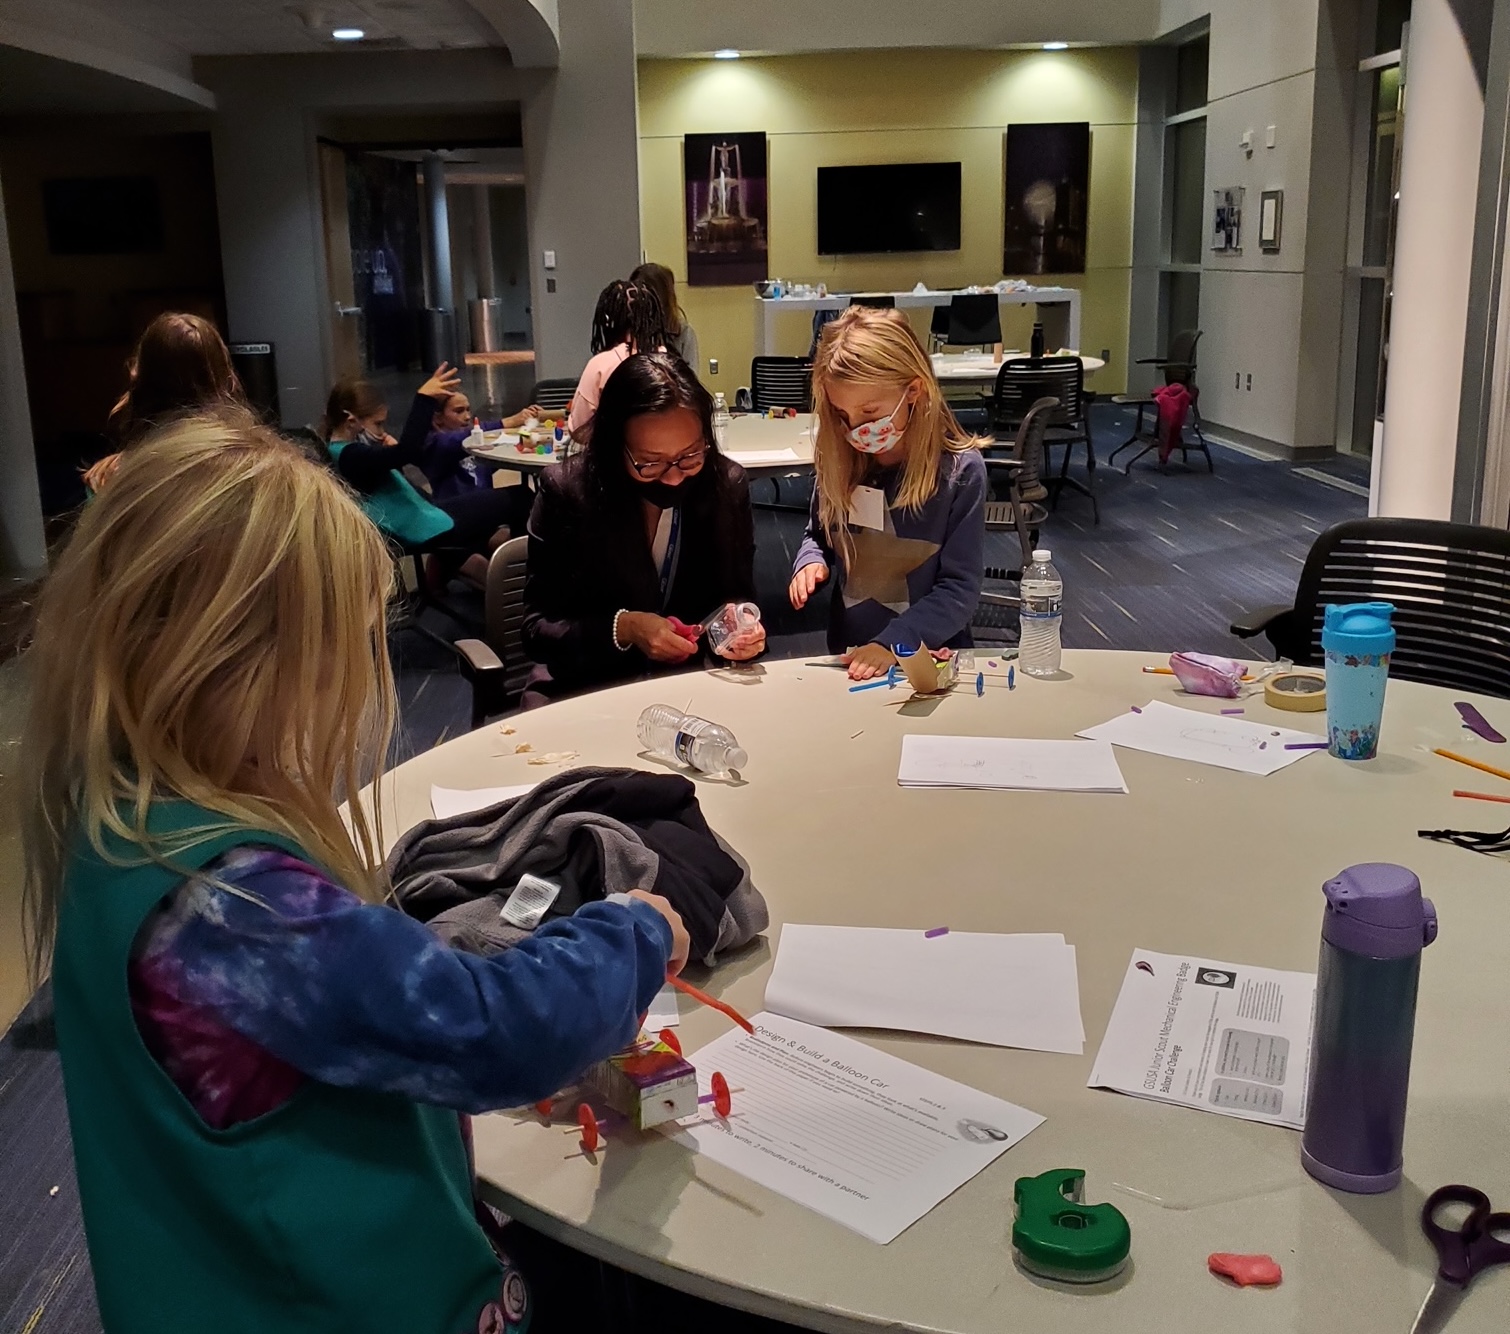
{"left": 23, "top": 410, "right": 688, "bottom": 1334}
{"left": 631, "top": 261, "right": 700, "bottom": 374}
{"left": 323, "top": 365, "right": 528, "bottom": 583}
{"left": 789, "top": 306, "right": 987, "bottom": 681}
{"left": 566, "top": 278, "right": 669, "bottom": 446}
{"left": 423, "top": 387, "right": 543, "bottom": 502}
{"left": 524, "top": 352, "right": 763, "bottom": 705}
{"left": 83, "top": 311, "right": 247, "bottom": 492}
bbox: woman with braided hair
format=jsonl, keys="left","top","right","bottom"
{"left": 566, "top": 278, "right": 670, "bottom": 445}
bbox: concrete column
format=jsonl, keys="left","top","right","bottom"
{"left": 1376, "top": 0, "right": 1487, "bottom": 517}
{"left": 0, "top": 173, "right": 49, "bottom": 578}
{"left": 422, "top": 152, "right": 457, "bottom": 366}
{"left": 472, "top": 185, "right": 497, "bottom": 299}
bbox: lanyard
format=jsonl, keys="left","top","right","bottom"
{"left": 657, "top": 506, "right": 683, "bottom": 612}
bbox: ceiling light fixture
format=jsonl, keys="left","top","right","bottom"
{"left": 1043, "top": 41, "right": 1068, "bottom": 50}
{"left": 713, "top": 48, "right": 741, "bottom": 59}
{"left": 332, "top": 27, "right": 366, "bottom": 41}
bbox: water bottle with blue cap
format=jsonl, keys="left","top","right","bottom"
{"left": 1322, "top": 601, "right": 1395, "bottom": 760}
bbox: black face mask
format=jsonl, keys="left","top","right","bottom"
{"left": 634, "top": 475, "right": 698, "bottom": 509}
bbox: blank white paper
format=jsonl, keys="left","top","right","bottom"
{"left": 670, "top": 1013, "right": 1045, "bottom": 1243}
{"left": 897, "top": 735, "right": 1128, "bottom": 793}
{"left": 645, "top": 983, "right": 680, "bottom": 1030}
{"left": 728, "top": 446, "right": 806, "bottom": 466}
{"left": 1077, "top": 700, "right": 1322, "bottom": 776}
{"left": 765, "top": 925, "right": 1084, "bottom": 1054}
{"left": 430, "top": 784, "right": 536, "bottom": 820}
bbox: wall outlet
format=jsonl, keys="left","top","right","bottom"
{"left": 709, "top": 358, "right": 719, "bottom": 375}
{"left": 1246, "top": 373, "right": 1253, "bottom": 391}
{"left": 1265, "top": 124, "right": 1277, "bottom": 149}
{"left": 546, "top": 277, "right": 557, "bottom": 293}
{"left": 543, "top": 249, "right": 557, "bottom": 270}
{"left": 1235, "top": 371, "right": 1241, "bottom": 389}
{"left": 1100, "top": 347, "right": 1110, "bottom": 362}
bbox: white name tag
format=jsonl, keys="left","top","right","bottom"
{"left": 849, "top": 485, "right": 886, "bottom": 531}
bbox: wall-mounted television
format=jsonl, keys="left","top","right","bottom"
{"left": 817, "top": 162, "right": 961, "bottom": 255}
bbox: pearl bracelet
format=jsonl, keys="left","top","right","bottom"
{"left": 611, "top": 609, "right": 631, "bottom": 652}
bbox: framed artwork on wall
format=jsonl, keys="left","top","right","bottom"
{"left": 1002, "top": 122, "right": 1090, "bottom": 275}
{"left": 1259, "top": 189, "right": 1283, "bottom": 252}
{"left": 1212, "top": 186, "right": 1244, "bottom": 252}
{"left": 683, "top": 132, "right": 769, "bottom": 287}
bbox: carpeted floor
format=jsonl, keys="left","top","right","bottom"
{"left": 0, "top": 404, "right": 1367, "bottom": 1334}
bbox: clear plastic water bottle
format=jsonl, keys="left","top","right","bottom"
{"left": 1019, "top": 548, "right": 1062, "bottom": 677}
{"left": 637, "top": 705, "right": 748, "bottom": 775}
{"left": 712, "top": 392, "right": 731, "bottom": 449}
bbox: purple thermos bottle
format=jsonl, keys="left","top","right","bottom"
{"left": 1301, "top": 864, "right": 1437, "bottom": 1193}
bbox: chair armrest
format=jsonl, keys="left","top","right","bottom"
{"left": 1109, "top": 394, "right": 1153, "bottom": 406}
{"left": 982, "top": 457, "right": 1024, "bottom": 474}
{"left": 1228, "top": 605, "right": 1292, "bottom": 639}
{"left": 454, "top": 638, "right": 504, "bottom": 674}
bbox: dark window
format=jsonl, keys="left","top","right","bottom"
{"left": 42, "top": 177, "right": 164, "bottom": 255}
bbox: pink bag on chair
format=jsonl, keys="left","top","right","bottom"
{"left": 1152, "top": 383, "right": 1192, "bottom": 464}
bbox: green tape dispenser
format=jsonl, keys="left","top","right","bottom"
{"left": 1012, "top": 1169, "right": 1131, "bottom": 1284}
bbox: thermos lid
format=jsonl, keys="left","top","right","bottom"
{"left": 1321, "top": 601, "right": 1396, "bottom": 657}
{"left": 1321, "top": 863, "right": 1438, "bottom": 958}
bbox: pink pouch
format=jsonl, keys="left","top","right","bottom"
{"left": 1169, "top": 652, "right": 1245, "bottom": 698}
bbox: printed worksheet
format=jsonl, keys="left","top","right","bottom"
{"left": 898, "top": 735, "right": 1128, "bottom": 792}
{"left": 670, "top": 1013, "right": 1044, "bottom": 1243}
{"left": 1077, "top": 701, "right": 1321, "bottom": 776}
{"left": 1088, "top": 950, "right": 1317, "bottom": 1130}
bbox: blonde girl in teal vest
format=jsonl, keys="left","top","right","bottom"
{"left": 21, "top": 408, "right": 688, "bottom": 1334}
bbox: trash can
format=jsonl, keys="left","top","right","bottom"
{"left": 469, "top": 297, "right": 505, "bottom": 354}
{"left": 229, "top": 343, "right": 279, "bottom": 426}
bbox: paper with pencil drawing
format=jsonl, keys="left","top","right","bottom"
{"left": 898, "top": 735, "right": 1128, "bottom": 792}
{"left": 670, "top": 1013, "right": 1044, "bottom": 1243}
{"left": 1077, "top": 701, "right": 1320, "bottom": 776}
{"left": 765, "top": 925, "right": 1084, "bottom": 1054}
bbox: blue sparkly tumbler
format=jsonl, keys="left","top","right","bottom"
{"left": 1322, "top": 602, "right": 1395, "bottom": 761}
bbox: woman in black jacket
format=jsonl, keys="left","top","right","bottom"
{"left": 523, "top": 352, "right": 764, "bottom": 704}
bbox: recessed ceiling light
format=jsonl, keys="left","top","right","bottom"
{"left": 713, "top": 49, "right": 740, "bottom": 59}
{"left": 1043, "top": 41, "right": 1068, "bottom": 50}
{"left": 332, "top": 27, "right": 366, "bottom": 41}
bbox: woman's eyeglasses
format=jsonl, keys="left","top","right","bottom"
{"left": 625, "top": 443, "right": 708, "bottom": 480}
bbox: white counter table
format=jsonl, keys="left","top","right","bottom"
{"left": 756, "top": 286, "right": 1082, "bottom": 358}
{"left": 375, "top": 651, "right": 1510, "bottom": 1334}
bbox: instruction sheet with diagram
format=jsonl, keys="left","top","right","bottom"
{"left": 1088, "top": 949, "right": 1317, "bottom": 1130}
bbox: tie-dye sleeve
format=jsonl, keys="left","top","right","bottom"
{"left": 140, "top": 845, "right": 673, "bottom": 1113}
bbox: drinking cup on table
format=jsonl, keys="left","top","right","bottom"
{"left": 1322, "top": 601, "right": 1396, "bottom": 761}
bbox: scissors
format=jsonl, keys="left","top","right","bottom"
{"left": 1410, "top": 1185, "right": 1510, "bottom": 1333}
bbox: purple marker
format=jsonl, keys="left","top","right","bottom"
{"left": 1130, "top": 705, "right": 1143, "bottom": 714}
{"left": 1221, "top": 708, "right": 1244, "bottom": 715}
{"left": 924, "top": 926, "right": 950, "bottom": 939}
{"left": 1285, "top": 741, "right": 1329, "bottom": 750}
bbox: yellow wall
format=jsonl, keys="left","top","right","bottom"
{"left": 637, "top": 48, "right": 1139, "bottom": 395}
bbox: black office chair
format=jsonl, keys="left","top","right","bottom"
{"left": 848, "top": 294, "right": 896, "bottom": 309}
{"left": 455, "top": 536, "right": 532, "bottom": 727}
{"left": 944, "top": 293, "right": 1002, "bottom": 350}
{"left": 929, "top": 305, "right": 951, "bottom": 352}
{"left": 1230, "top": 518, "right": 1510, "bottom": 697}
{"left": 977, "top": 397, "right": 1058, "bottom": 629}
{"left": 1109, "top": 329, "right": 1211, "bottom": 472}
{"left": 986, "top": 357, "right": 1097, "bottom": 523}
{"left": 750, "top": 356, "right": 813, "bottom": 411}
{"left": 530, "top": 377, "right": 579, "bottom": 413}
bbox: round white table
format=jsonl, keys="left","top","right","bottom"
{"left": 931, "top": 352, "right": 1107, "bottom": 384}
{"left": 375, "top": 652, "right": 1510, "bottom": 1333}
{"left": 469, "top": 414, "right": 813, "bottom": 480}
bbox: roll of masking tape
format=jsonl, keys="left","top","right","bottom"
{"left": 1265, "top": 671, "right": 1327, "bottom": 712}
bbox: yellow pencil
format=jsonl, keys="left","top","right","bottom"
{"left": 1434, "top": 748, "right": 1510, "bottom": 784}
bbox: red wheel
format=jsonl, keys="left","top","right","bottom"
{"left": 658, "top": 1027, "right": 682, "bottom": 1055}
{"left": 534, "top": 1099, "right": 553, "bottom": 1118}
{"left": 711, "top": 1071, "right": 731, "bottom": 1118}
{"left": 576, "top": 1102, "right": 599, "bottom": 1153}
